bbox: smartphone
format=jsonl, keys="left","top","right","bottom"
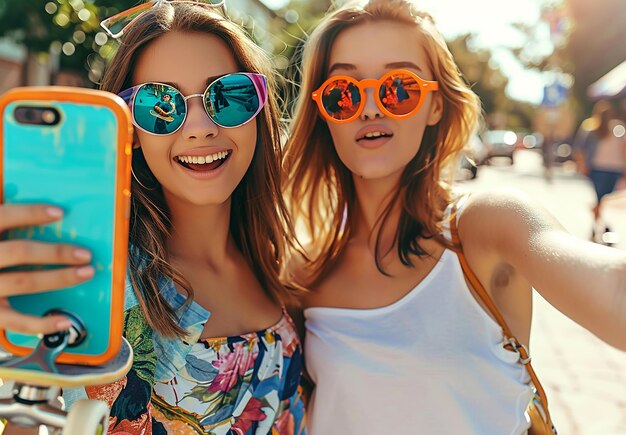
{"left": 0, "top": 87, "right": 133, "bottom": 366}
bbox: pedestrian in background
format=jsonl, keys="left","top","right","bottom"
{"left": 573, "top": 99, "right": 626, "bottom": 237}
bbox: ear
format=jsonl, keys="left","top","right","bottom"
{"left": 426, "top": 93, "right": 443, "bottom": 126}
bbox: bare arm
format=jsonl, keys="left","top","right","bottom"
{"left": 460, "top": 189, "right": 626, "bottom": 350}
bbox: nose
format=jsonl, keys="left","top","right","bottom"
{"left": 181, "top": 95, "right": 219, "bottom": 140}
{"left": 359, "top": 87, "right": 384, "bottom": 121}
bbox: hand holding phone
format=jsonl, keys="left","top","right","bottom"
{"left": 0, "top": 204, "right": 95, "bottom": 335}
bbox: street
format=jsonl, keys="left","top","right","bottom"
{"left": 457, "top": 150, "right": 626, "bottom": 434}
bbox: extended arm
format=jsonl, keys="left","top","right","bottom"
{"left": 460, "top": 189, "right": 626, "bottom": 350}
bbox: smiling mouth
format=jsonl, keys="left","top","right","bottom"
{"left": 175, "top": 150, "right": 231, "bottom": 171}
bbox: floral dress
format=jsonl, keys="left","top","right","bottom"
{"left": 63, "top": 274, "right": 306, "bottom": 435}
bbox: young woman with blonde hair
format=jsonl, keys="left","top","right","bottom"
{"left": 284, "top": 0, "right": 626, "bottom": 433}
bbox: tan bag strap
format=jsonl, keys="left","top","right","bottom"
{"left": 449, "top": 204, "right": 553, "bottom": 427}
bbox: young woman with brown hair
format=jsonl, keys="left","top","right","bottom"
{"left": 0, "top": 2, "right": 306, "bottom": 433}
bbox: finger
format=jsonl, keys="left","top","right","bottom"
{"left": 0, "top": 266, "right": 95, "bottom": 297}
{"left": 0, "top": 240, "right": 91, "bottom": 269}
{"left": 0, "top": 204, "right": 64, "bottom": 232}
{"left": 0, "top": 302, "right": 73, "bottom": 335}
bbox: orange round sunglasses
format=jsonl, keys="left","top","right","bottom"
{"left": 312, "top": 69, "right": 439, "bottom": 124}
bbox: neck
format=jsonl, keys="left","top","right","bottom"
{"left": 164, "top": 192, "right": 234, "bottom": 267}
{"left": 352, "top": 172, "right": 403, "bottom": 253}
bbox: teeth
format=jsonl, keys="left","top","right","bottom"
{"left": 177, "top": 150, "right": 230, "bottom": 164}
{"left": 364, "top": 132, "right": 386, "bottom": 138}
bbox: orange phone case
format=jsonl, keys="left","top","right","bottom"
{"left": 0, "top": 87, "right": 133, "bottom": 365}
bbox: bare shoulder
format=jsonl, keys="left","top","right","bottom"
{"left": 458, "top": 187, "right": 563, "bottom": 252}
{"left": 461, "top": 187, "right": 559, "bottom": 227}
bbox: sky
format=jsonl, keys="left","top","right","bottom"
{"left": 262, "top": 0, "right": 555, "bottom": 104}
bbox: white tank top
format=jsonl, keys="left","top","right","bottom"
{"left": 304, "top": 248, "right": 534, "bottom": 434}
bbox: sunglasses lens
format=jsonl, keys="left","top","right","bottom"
{"left": 320, "top": 79, "right": 361, "bottom": 121}
{"left": 206, "top": 74, "right": 261, "bottom": 127}
{"left": 378, "top": 71, "right": 422, "bottom": 116}
{"left": 132, "top": 83, "right": 185, "bottom": 135}
{"left": 101, "top": 3, "right": 153, "bottom": 37}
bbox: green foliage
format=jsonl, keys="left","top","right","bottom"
{"left": 0, "top": 0, "right": 129, "bottom": 79}
{"left": 448, "top": 35, "right": 536, "bottom": 129}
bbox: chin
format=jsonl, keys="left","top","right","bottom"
{"left": 182, "top": 192, "right": 233, "bottom": 207}
{"left": 348, "top": 162, "right": 405, "bottom": 181}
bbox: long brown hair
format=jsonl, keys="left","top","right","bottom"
{"left": 284, "top": 0, "right": 481, "bottom": 284}
{"left": 101, "top": 3, "right": 297, "bottom": 337}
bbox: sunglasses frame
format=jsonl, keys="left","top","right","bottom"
{"left": 118, "top": 72, "right": 268, "bottom": 136}
{"left": 312, "top": 69, "right": 439, "bottom": 124}
{"left": 101, "top": 0, "right": 226, "bottom": 39}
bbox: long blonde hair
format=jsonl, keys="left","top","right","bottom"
{"left": 284, "top": 0, "right": 481, "bottom": 284}
{"left": 101, "top": 3, "right": 298, "bottom": 337}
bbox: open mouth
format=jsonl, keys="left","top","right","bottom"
{"left": 356, "top": 131, "right": 394, "bottom": 142}
{"left": 175, "top": 150, "right": 231, "bottom": 172}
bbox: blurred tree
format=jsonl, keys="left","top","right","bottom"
{"left": 0, "top": 0, "right": 301, "bottom": 86}
{"left": 262, "top": 0, "right": 332, "bottom": 113}
{"left": 266, "top": 0, "right": 332, "bottom": 67}
{"left": 447, "top": 35, "right": 536, "bottom": 130}
{"left": 0, "top": 0, "right": 129, "bottom": 85}
{"left": 448, "top": 35, "right": 508, "bottom": 116}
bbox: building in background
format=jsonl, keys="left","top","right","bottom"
{"left": 566, "top": 0, "right": 626, "bottom": 110}
{"left": 587, "top": 60, "right": 626, "bottom": 124}
{"left": 0, "top": 38, "right": 26, "bottom": 93}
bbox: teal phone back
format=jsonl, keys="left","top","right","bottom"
{"left": 2, "top": 100, "right": 120, "bottom": 357}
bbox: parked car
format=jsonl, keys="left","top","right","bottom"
{"left": 456, "top": 134, "right": 487, "bottom": 180}
{"left": 521, "top": 132, "right": 574, "bottom": 165}
{"left": 457, "top": 154, "right": 477, "bottom": 180}
{"left": 520, "top": 133, "right": 542, "bottom": 150}
{"left": 482, "top": 130, "right": 517, "bottom": 164}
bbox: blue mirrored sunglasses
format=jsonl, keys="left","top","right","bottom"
{"left": 118, "top": 73, "right": 268, "bottom": 135}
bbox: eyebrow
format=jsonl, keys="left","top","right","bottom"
{"left": 160, "top": 74, "right": 228, "bottom": 91}
{"left": 386, "top": 62, "right": 423, "bottom": 73}
{"left": 327, "top": 61, "right": 424, "bottom": 76}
